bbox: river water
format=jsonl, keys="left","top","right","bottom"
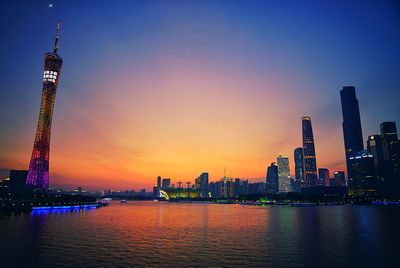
{"left": 0, "top": 201, "right": 399, "bottom": 267}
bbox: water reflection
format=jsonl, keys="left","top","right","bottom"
{"left": 0, "top": 202, "right": 399, "bottom": 267}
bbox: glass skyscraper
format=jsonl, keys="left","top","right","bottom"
{"left": 340, "top": 86, "right": 364, "bottom": 179}
{"left": 302, "top": 116, "right": 317, "bottom": 187}
{"left": 294, "top": 147, "right": 304, "bottom": 186}
{"left": 277, "top": 156, "right": 291, "bottom": 193}
{"left": 26, "top": 23, "right": 63, "bottom": 191}
{"left": 266, "top": 162, "right": 279, "bottom": 194}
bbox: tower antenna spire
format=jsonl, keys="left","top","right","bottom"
{"left": 53, "top": 21, "right": 60, "bottom": 54}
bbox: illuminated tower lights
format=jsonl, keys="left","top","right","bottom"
{"left": 26, "top": 23, "right": 63, "bottom": 191}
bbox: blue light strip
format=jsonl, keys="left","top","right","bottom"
{"left": 32, "top": 204, "right": 97, "bottom": 210}
{"left": 371, "top": 201, "right": 400, "bottom": 205}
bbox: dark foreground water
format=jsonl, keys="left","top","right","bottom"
{"left": 1, "top": 202, "right": 400, "bottom": 267}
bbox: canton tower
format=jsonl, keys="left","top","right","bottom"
{"left": 26, "top": 23, "right": 63, "bottom": 191}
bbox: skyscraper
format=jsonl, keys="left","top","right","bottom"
{"left": 302, "top": 116, "right": 317, "bottom": 187}
{"left": 340, "top": 86, "right": 364, "bottom": 179}
{"left": 380, "top": 121, "right": 400, "bottom": 194}
{"left": 367, "top": 135, "right": 388, "bottom": 168}
{"left": 266, "top": 162, "right": 279, "bottom": 194}
{"left": 26, "top": 23, "right": 63, "bottom": 191}
{"left": 195, "top": 172, "right": 209, "bottom": 198}
{"left": 294, "top": 147, "right": 304, "bottom": 185}
{"left": 367, "top": 134, "right": 392, "bottom": 194}
{"left": 157, "top": 176, "right": 162, "bottom": 188}
{"left": 277, "top": 156, "right": 291, "bottom": 193}
{"left": 380, "top": 122, "right": 399, "bottom": 168}
{"left": 380, "top": 122, "right": 398, "bottom": 147}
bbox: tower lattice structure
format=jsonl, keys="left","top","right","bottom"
{"left": 26, "top": 23, "right": 63, "bottom": 190}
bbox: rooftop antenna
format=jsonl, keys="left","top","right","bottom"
{"left": 53, "top": 21, "right": 60, "bottom": 54}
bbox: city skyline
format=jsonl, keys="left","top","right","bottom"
{"left": 1, "top": 1, "right": 399, "bottom": 191}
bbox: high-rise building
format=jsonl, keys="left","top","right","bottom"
{"left": 380, "top": 121, "right": 400, "bottom": 194}
{"left": 367, "top": 135, "right": 388, "bottom": 167}
{"left": 302, "top": 116, "right": 317, "bottom": 187}
{"left": 348, "top": 150, "right": 377, "bottom": 197}
{"left": 195, "top": 172, "right": 209, "bottom": 198}
{"left": 277, "top": 156, "right": 291, "bottom": 193}
{"left": 380, "top": 122, "right": 399, "bottom": 169}
{"left": 26, "top": 23, "right": 63, "bottom": 191}
{"left": 318, "top": 168, "right": 329, "bottom": 187}
{"left": 161, "top": 178, "right": 171, "bottom": 189}
{"left": 294, "top": 147, "right": 304, "bottom": 185}
{"left": 340, "top": 86, "right": 364, "bottom": 179}
{"left": 157, "top": 176, "right": 162, "bottom": 188}
{"left": 380, "top": 122, "right": 398, "bottom": 147}
{"left": 367, "top": 134, "right": 390, "bottom": 188}
{"left": 266, "top": 162, "right": 279, "bottom": 194}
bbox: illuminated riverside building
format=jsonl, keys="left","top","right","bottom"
{"left": 302, "top": 116, "right": 317, "bottom": 187}
{"left": 294, "top": 147, "right": 304, "bottom": 185}
{"left": 26, "top": 23, "right": 63, "bottom": 191}
{"left": 340, "top": 86, "right": 364, "bottom": 179}
{"left": 277, "top": 156, "right": 291, "bottom": 193}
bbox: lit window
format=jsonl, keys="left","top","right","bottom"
{"left": 43, "top": 70, "right": 58, "bottom": 83}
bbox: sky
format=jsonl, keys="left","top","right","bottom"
{"left": 0, "top": 0, "right": 399, "bottom": 191}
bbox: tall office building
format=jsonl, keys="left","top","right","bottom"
{"left": 157, "top": 176, "right": 162, "bottom": 188}
{"left": 266, "top": 162, "right": 279, "bottom": 194}
{"left": 302, "top": 116, "right": 317, "bottom": 187}
{"left": 340, "top": 86, "right": 364, "bottom": 179}
{"left": 195, "top": 172, "right": 209, "bottom": 198}
{"left": 277, "top": 156, "right": 291, "bottom": 193}
{"left": 294, "top": 147, "right": 304, "bottom": 185}
{"left": 26, "top": 23, "right": 63, "bottom": 191}
{"left": 318, "top": 168, "right": 329, "bottom": 187}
